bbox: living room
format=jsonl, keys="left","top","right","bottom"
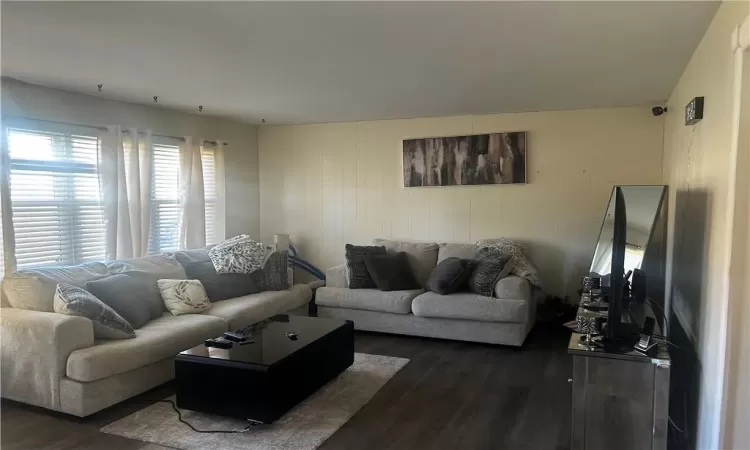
{"left": 1, "top": 1, "right": 749, "bottom": 450}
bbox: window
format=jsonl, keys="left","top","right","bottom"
{"left": 148, "top": 140, "right": 181, "bottom": 254}
{"left": 5, "top": 126, "right": 105, "bottom": 269}
{"left": 201, "top": 145, "right": 218, "bottom": 245}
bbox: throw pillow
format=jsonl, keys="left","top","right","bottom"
{"left": 53, "top": 283, "right": 135, "bottom": 340}
{"left": 84, "top": 273, "right": 163, "bottom": 328}
{"left": 425, "top": 257, "right": 476, "bottom": 295}
{"left": 468, "top": 249, "right": 513, "bottom": 297}
{"left": 345, "top": 244, "right": 387, "bottom": 289}
{"left": 364, "top": 252, "right": 420, "bottom": 291}
{"left": 263, "top": 250, "right": 289, "bottom": 291}
{"left": 182, "top": 261, "right": 266, "bottom": 301}
{"left": 208, "top": 235, "right": 273, "bottom": 274}
{"left": 157, "top": 279, "right": 211, "bottom": 316}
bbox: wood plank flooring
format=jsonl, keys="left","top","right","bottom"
{"left": 1, "top": 326, "right": 572, "bottom": 450}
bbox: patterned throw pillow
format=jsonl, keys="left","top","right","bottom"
{"left": 467, "top": 249, "right": 513, "bottom": 297}
{"left": 345, "top": 244, "right": 387, "bottom": 289}
{"left": 53, "top": 283, "right": 135, "bottom": 340}
{"left": 157, "top": 279, "right": 211, "bottom": 316}
{"left": 208, "top": 235, "right": 273, "bottom": 275}
{"left": 264, "top": 250, "right": 290, "bottom": 291}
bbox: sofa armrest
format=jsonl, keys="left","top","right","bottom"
{"left": 494, "top": 276, "right": 531, "bottom": 300}
{"left": 1, "top": 308, "right": 94, "bottom": 410}
{"left": 326, "top": 264, "right": 348, "bottom": 288}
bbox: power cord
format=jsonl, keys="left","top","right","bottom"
{"left": 124, "top": 398, "right": 264, "bottom": 434}
{"left": 157, "top": 400, "right": 263, "bottom": 434}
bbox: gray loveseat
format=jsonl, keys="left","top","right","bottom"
{"left": 0, "top": 250, "right": 311, "bottom": 417}
{"left": 316, "top": 239, "right": 540, "bottom": 346}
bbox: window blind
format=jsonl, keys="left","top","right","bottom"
{"left": 6, "top": 127, "right": 105, "bottom": 269}
{"left": 148, "top": 141, "right": 181, "bottom": 253}
{"left": 201, "top": 145, "right": 218, "bottom": 245}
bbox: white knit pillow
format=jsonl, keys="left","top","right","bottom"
{"left": 157, "top": 279, "right": 211, "bottom": 315}
{"left": 208, "top": 235, "right": 272, "bottom": 274}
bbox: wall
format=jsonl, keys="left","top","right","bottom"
{"left": 259, "top": 106, "right": 664, "bottom": 298}
{"left": 0, "top": 78, "right": 259, "bottom": 239}
{"left": 660, "top": 1, "right": 749, "bottom": 449}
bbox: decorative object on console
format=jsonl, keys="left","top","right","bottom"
{"left": 53, "top": 283, "right": 135, "bottom": 340}
{"left": 425, "top": 257, "right": 475, "bottom": 295}
{"left": 364, "top": 252, "right": 420, "bottom": 291}
{"left": 344, "top": 244, "right": 387, "bottom": 289}
{"left": 685, "top": 96, "right": 704, "bottom": 125}
{"left": 467, "top": 249, "right": 513, "bottom": 297}
{"left": 403, "top": 132, "right": 526, "bottom": 187}
{"left": 157, "top": 279, "right": 211, "bottom": 315}
{"left": 208, "top": 235, "right": 273, "bottom": 274}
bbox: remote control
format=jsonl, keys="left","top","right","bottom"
{"left": 223, "top": 331, "right": 248, "bottom": 342}
{"left": 204, "top": 337, "right": 233, "bottom": 349}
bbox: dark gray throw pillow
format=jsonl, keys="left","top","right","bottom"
{"left": 425, "top": 257, "right": 475, "bottom": 295}
{"left": 345, "top": 244, "right": 387, "bottom": 289}
{"left": 182, "top": 261, "right": 266, "bottom": 301}
{"left": 84, "top": 273, "right": 162, "bottom": 329}
{"left": 172, "top": 248, "right": 213, "bottom": 265}
{"left": 364, "top": 252, "right": 420, "bottom": 291}
{"left": 468, "top": 249, "right": 513, "bottom": 297}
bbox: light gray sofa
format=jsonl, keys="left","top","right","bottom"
{"left": 316, "top": 239, "right": 539, "bottom": 346}
{"left": 0, "top": 251, "right": 312, "bottom": 417}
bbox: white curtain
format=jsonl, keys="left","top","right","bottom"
{"left": 179, "top": 136, "right": 206, "bottom": 249}
{"left": 214, "top": 140, "right": 227, "bottom": 243}
{"left": 125, "top": 129, "right": 153, "bottom": 257}
{"left": 101, "top": 125, "right": 132, "bottom": 260}
{"left": 101, "top": 127, "right": 153, "bottom": 259}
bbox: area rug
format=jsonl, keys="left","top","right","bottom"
{"left": 101, "top": 353, "right": 408, "bottom": 450}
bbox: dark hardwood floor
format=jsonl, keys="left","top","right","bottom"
{"left": 1, "top": 326, "right": 572, "bottom": 450}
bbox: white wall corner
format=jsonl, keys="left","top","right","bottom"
{"left": 732, "top": 14, "right": 750, "bottom": 52}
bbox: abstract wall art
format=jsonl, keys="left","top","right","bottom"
{"left": 403, "top": 132, "right": 526, "bottom": 187}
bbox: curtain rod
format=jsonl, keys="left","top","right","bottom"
{"left": 1, "top": 115, "right": 229, "bottom": 146}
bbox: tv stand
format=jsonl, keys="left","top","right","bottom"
{"left": 568, "top": 297, "right": 670, "bottom": 450}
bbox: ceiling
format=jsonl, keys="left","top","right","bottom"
{"left": 1, "top": 1, "right": 719, "bottom": 125}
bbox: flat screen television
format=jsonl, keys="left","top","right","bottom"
{"left": 589, "top": 185, "right": 668, "bottom": 344}
{"left": 606, "top": 186, "right": 627, "bottom": 341}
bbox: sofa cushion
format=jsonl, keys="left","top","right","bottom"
{"left": 365, "top": 252, "right": 420, "bottom": 291}
{"left": 316, "top": 286, "right": 423, "bottom": 314}
{"left": 494, "top": 275, "right": 532, "bottom": 300}
{"left": 345, "top": 244, "right": 386, "bottom": 289}
{"left": 84, "top": 273, "right": 162, "bottom": 328}
{"left": 437, "top": 243, "right": 481, "bottom": 264}
{"left": 412, "top": 291, "right": 529, "bottom": 323}
{"left": 182, "top": 260, "right": 266, "bottom": 301}
{"left": 66, "top": 313, "right": 227, "bottom": 382}
{"left": 467, "top": 249, "right": 513, "bottom": 297}
{"left": 106, "top": 254, "right": 187, "bottom": 280}
{"left": 372, "top": 239, "right": 438, "bottom": 287}
{"left": 208, "top": 235, "right": 272, "bottom": 274}
{"left": 203, "top": 284, "right": 313, "bottom": 330}
{"left": 172, "top": 248, "right": 213, "bottom": 265}
{"left": 425, "top": 257, "right": 475, "bottom": 295}
{"left": 53, "top": 283, "right": 135, "bottom": 340}
{"left": 263, "top": 250, "right": 290, "bottom": 291}
{"left": 2, "top": 262, "right": 109, "bottom": 312}
{"left": 157, "top": 279, "right": 212, "bottom": 316}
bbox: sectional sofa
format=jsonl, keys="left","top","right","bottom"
{"left": 0, "top": 249, "right": 311, "bottom": 417}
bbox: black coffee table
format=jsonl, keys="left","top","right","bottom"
{"left": 175, "top": 314, "right": 354, "bottom": 423}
